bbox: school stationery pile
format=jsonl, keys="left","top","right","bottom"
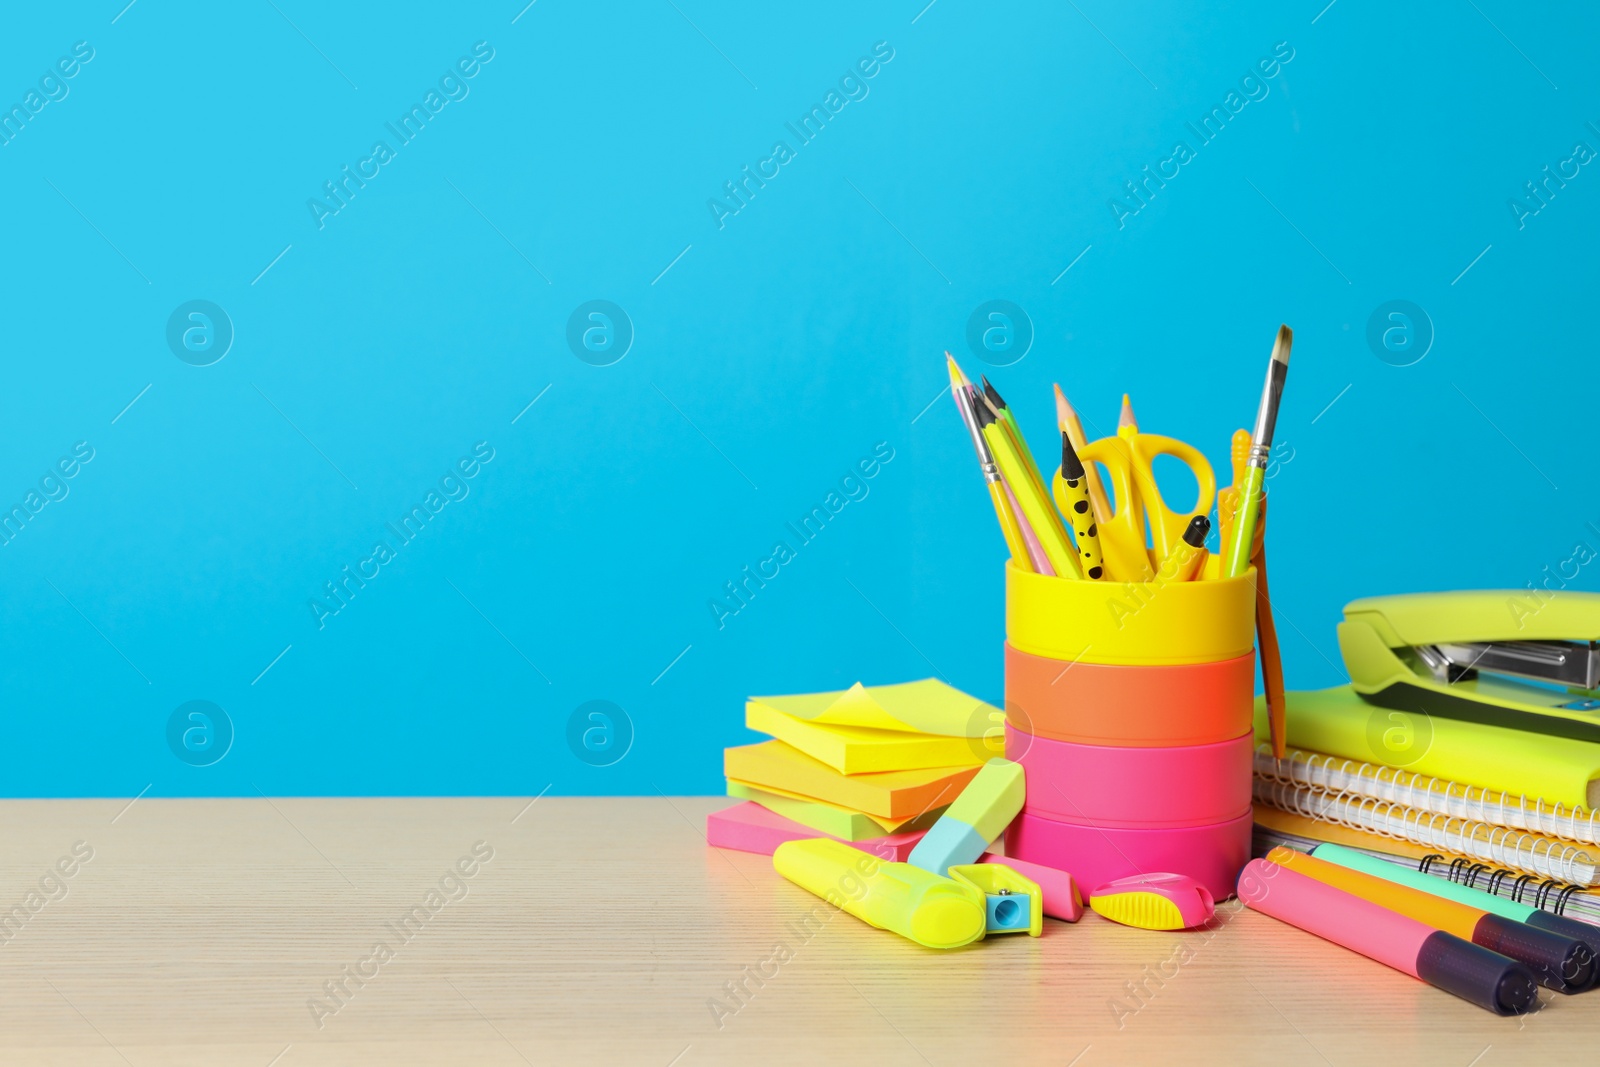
{"left": 1239, "top": 590, "right": 1600, "bottom": 1012}
{"left": 1251, "top": 591, "right": 1600, "bottom": 918}
{"left": 708, "top": 679, "right": 1002, "bottom": 860}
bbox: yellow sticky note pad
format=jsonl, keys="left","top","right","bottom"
{"left": 746, "top": 700, "right": 995, "bottom": 775}
{"left": 750, "top": 679, "right": 1002, "bottom": 738}
{"left": 725, "top": 780, "right": 945, "bottom": 840}
{"left": 724, "top": 741, "right": 982, "bottom": 821}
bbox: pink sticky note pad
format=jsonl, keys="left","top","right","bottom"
{"left": 706, "top": 802, "right": 926, "bottom": 861}
{"left": 981, "top": 851, "right": 1083, "bottom": 922}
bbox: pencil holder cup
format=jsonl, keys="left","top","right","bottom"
{"left": 1001, "top": 559, "right": 1258, "bottom": 900}
{"left": 1005, "top": 557, "right": 1256, "bottom": 665}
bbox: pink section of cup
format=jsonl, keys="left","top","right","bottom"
{"left": 1003, "top": 808, "right": 1253, "bottom": 901}
{"left": 1007, "top": 725, "right": 1254, "bottom": 828}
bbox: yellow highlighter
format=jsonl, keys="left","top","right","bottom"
{"left": 773, "top": 838, "right": 987, "bottom": 950}
{"left": 978, "top": 405, "right": 1083, "bottom": 579}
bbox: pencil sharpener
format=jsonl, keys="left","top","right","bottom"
{"left": 948, "top": 863, "right": 1043, "bottom": 937}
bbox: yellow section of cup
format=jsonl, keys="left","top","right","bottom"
{"left": 1006, "top": 557, "right": 1256, "bottom": 666}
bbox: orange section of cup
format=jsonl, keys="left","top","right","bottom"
{"left": 1005, "top": 643, "right": 1256, "bottom": 748}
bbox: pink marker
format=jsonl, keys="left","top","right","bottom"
{"left": 1237, "top": 859, "right": 1538, "bottom": 1015}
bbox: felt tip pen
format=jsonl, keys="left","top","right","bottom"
{"left": 1238, "top": 859, "right": 1538, "bottom": 1015}
{"left": 1267, "top": 847, "right": 1594, "bottom": 993}
{"left": 1159, "top": 515, "right": 1210, "bottom": 583}
{"left": 1309, "top": 843, "right": 1600, "bottom": 992}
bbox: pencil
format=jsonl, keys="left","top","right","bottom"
{"left": 977, "top": 401, "right": 1083, "bottom": 579}
{"left": 980, "top": 377, "right": 1053, "bottom": 507}
{"left": 1058, "top": 434, "right": 1104, "bottom": 579}
{"left": 1222, "top": 326, "right": 1292, "bottom": 578}
{"left": 945, "top": 351, "right": 971, "bottom": 390}
{"left": 952, "top": 382, "right": 1034, "bottom": 569}
{"left": 1053, "top": 384, "right": 1112, "bottom": 525}
{"left": 1117, "top": 394, "right": 1139, "bottom": 438}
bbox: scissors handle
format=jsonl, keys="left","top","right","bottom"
{"left": 1131, "top": 434, "right": 1216, "bottom": 561}
{"left": 1074, "top": 437, "right": 1154, "bottom": 582}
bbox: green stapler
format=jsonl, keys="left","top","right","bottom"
{"left": 1340, "top": 591, "right": 1600, "bottom": 743}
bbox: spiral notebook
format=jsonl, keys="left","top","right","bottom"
{"left": 1253, "top": 807, "right": 1600, "bottom": 926}
{"left": 1253, "top": 743, "right": 1600, "bottom": 845}
{"left": 1250, "top": 778, "right": 1600, "bottom": 886}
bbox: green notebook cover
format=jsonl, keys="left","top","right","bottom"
{"left": 1256, "top": 685, "right": 1600, "bottom": 809}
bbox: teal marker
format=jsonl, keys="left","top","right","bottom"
{"left": 1311, "top": 842, "right": 1600, "bottom": 963}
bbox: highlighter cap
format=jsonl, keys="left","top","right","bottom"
{"left": 1475, "top": 913, "right": 1597, "bottom": 994}
{"left": 1527, "top": 910, "right": 1600, "bottom": 975}
{"left": 1416, "top": 930, "right": 1538, "bottom": 1015}
{"left": 909, "top": 891, "right": 988, "bottom": 949}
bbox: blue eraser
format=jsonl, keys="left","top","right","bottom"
{"left": 907, "top": 818, "right": 988, "bottom": 875}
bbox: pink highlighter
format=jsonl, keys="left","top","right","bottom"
{"left": 1089, "top": 872, "right": 1215, "bottom": 930}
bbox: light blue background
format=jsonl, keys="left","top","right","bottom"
{"left": 0, "top": 1, "right": 1594, "bottom": 797}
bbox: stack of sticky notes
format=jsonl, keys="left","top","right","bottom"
{"left": 708, "top": 679, "right": 1005, "bottom": 859}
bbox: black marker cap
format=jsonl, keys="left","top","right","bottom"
{"left": 1474, "top": 913, "right": 1597, "bottom": 993}
{"left": 1526, "top": 910, "right": 1600, "bottom": 975}
{"left": 1181, "top": 514, "right": 1211, "bottom": 548}
{"left": 1416, "top": 931, "right": 1539, "bottom": 1015}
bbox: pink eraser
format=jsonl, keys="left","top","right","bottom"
{"left": 706, "top": 802, "right": 926, "bottom": 861}
{"left": 981, "top": 851, "right": 1083, "bottom": 922}
{"left": 1089, "top": 872, "right": 1215, "bottom": 930}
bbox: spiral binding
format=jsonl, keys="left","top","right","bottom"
{"left": 1254, "top": 744, "right": 1600, "bottom": 846}
{"left": 1251, "top": 778, "right": 1600, "bottom": 887}
{"left": 1419, "top": 853, "right": 1582, "bottom": 916}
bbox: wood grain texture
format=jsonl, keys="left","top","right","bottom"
{"left": 0, "top": 796, "right": 1591, "bottom": 1065}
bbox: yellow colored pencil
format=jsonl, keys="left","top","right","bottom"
{"left": 951, "top": 381, "right": 1033, "bottom": 568}
{"left": 978, "top": 405, "right": 1082, "bottom": 579}
{"left": 1118, "top": 394, "right": 1139, "bottom": 438}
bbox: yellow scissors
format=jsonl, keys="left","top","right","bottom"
{"left": 1065, "top": 432, "right": 1216, "bottom": 581}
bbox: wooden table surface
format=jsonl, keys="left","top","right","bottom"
{"left": 0, "top": 795, "right": 1592, "bottom": 1065}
